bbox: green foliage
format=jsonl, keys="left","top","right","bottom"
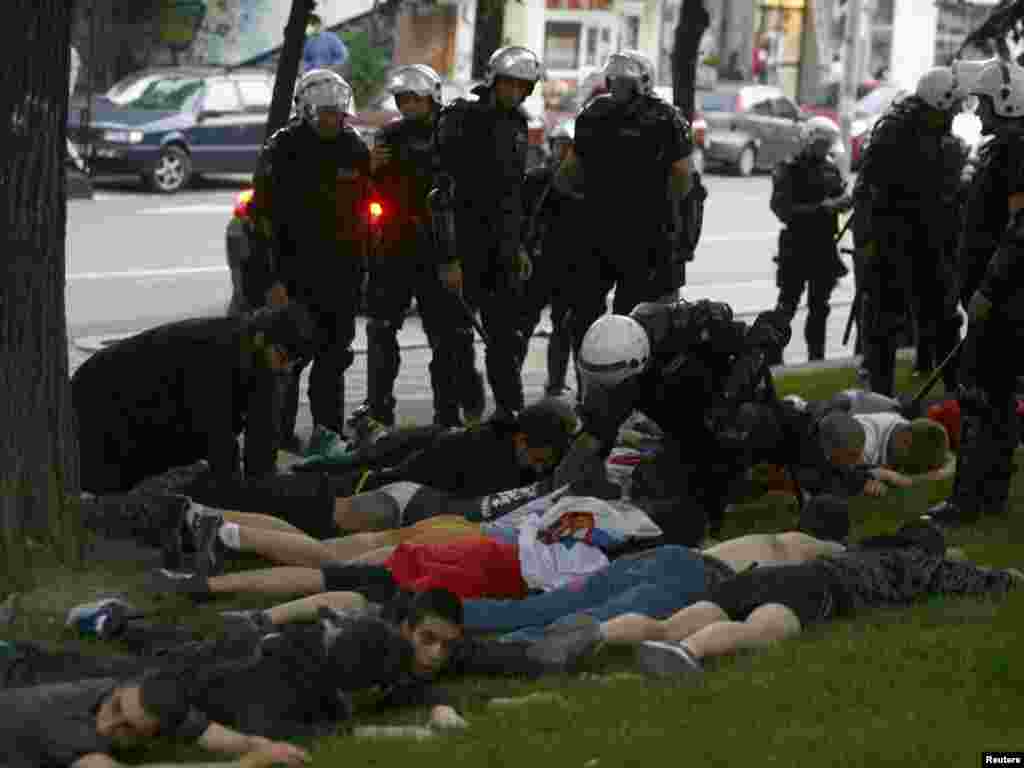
{"left": 340, "top": 28, "right": 389, "bottom": 109}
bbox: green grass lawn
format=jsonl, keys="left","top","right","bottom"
{"left": 3, "top": 362, "right": 1022, "bottom": 766}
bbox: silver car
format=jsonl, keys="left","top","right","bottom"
{"left": 702, "top": 84, "right": 828, "bottom": 176}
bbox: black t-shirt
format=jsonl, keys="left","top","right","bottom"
{"left": 0, "top": 677, "right": 208, "bottom": 767}
{"left": 387, "top": 422, "right": 538, "bottom": 497}
{"left": 575, "top": 94, "right": 692, "bottom": 221}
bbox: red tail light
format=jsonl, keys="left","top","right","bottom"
{"left": 368, "top": 200, "right": 384, "bottom": 220}
{"left": 234, "top": 188, "right": 254, "bottom": 220}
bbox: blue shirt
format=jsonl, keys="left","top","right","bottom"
{"left": 303, "top": 31, "right": 348, "bottom": 72}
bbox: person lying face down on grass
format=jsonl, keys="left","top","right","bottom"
{"left": 520, "top": 519, "right": 1024, "bottom": 677}
{"left": 0, "top": 666, "right": 311, "bottom": 768}
{"left": 144, "top": 496, "right": 852, "bottom": 650}
{"left": 2, "top": 590, "right": 471, "bottom": 753}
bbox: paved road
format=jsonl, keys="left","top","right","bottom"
{"left": 68, "top": 171, "right": 861, "bottom": 433}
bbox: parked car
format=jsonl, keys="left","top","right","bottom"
{"left": 701, "top": 84, "right": 839, "bottom": 176}
{"left": 78, "top": 67, "right": 276, "bottom": 193}
{"left": 800, "top": 79, "right": 880, "bottom": 125}
{"left": 847, "top": 84, "right": 908, "bottom": 169}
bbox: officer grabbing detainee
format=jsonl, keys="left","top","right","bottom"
{"left": 361, "top": 64, "right": 485, "bottom": 429}
{"left": 433, "top": 46, "right": 546, "bottom": 421}
{"left": 553, "top": 50, "right": 695, "bottom": 359}
{"left": 925, "top": 57, "right": 1024, "bottom": 528}
{"left": 552, "top": 300, "right": 793, "bottom": 543}
{"left": 769, "top": 115, "right": 852, "bottom": 364}
{"left": 250, "top": 70, "right": 374, "bottom": 441}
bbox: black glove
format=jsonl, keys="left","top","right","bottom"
{"left": 552, "top": 433, "right": 602, "bottom": 491}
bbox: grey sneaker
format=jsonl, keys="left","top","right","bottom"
{"left": 525, "top": 615, "right": 603, "bottom": 672}
{"left": 634, "top": 640, "right": 704, "bottom": 680}
{"left": 188, "top": 503, "right": 225, "bottom": 578}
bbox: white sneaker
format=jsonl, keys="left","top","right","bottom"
{"left": 634, "top": 640, "right": 704, "bottom": 679}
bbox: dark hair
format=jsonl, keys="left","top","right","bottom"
{"left": 406, "top": 588, "right": 463, "bottom": 629}
{"left": 516, "top": 398, "right": 579, "bottom": 457}
{"left": 136, "top": 674, "right": 194, "bottom": 737}
{"left": 244, "top": 303, "right": 316, "bottom": 362}
{"left": 894, "top": 520, "right": 946, "bottom": 557}
{"left": 798, "top": 494, "right": 851, "bottom": 544}
{"left": 308, "top": 12, "right": 322, "bottom": 26}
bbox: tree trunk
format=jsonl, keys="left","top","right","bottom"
{"left": 1, "top": 0, "right": 85, "bottom": 592}
{"left": 671, "top": 0, "right": 711, "bottom": 122}
{"left": 266, "top": 0, "right": 317, "bottom": 139}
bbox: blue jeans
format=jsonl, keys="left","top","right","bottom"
{"left": 460, "top": 546, "right": 709, "bottom": 642}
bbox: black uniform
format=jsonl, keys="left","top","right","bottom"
{"left": 569, "top": 93, "right": 693, "bottom": 354}
{"left": 518, "top": 162, "right": 586, "bottom": 394}
{"left": 252, "top": 117, "right": 372, "bottom": 434}
{"left": 365, "top": 113, "right": 484, "bottom": 427}
{"left": 769, "top": 149, "right": 848, "bottom": 362}
{"left": 575, "top": 300, "right": 791, "bottom": 540}
{"left": 857, "top": 97, "right": 959, "bottom": 396}
{"left": 435, "top": 85, "right": 532, "bottom": 415}
{"left": 71, "top": 317, "right": 281, "bottom": 494}
{"left": 914, "top": 134, "right": 968, "bottom": 381}
{"left": 938, "top": 134, "right": 1024, "bottom": 521}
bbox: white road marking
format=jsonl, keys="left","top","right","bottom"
{"left": 68, "top": 265, "right": 228, "bottom": 281}
{"left": 137, "top": 204, "right": 234, "bottom": 215}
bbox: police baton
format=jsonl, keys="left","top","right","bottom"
{"left": 455, "top": 291, "right": 491, "bottom": 348}
{"left": 908, "top": 336, "right": 966, "bottom": 411}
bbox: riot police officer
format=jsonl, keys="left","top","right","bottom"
{"left": 553, "top": 50, "right": 695, "bottom": 359}
{"left": 361, "top": 64, "right": 485, "bottom": 429}
{"left": 518, "top": 118, "right": 584, "bottom": 397}
{"left": 857, "top": 66, "right": 967, "bottom": 396}
{"left": 552, "top": 300, "right": 793, "bottom": 543}
{"left": 926, "top": 57, "right": 1024, "bottom": 527}
{"left": 433, "top": 45, "right": 546, "bottom": 420}
{"left": 769, "top": 116, "right": 852, "bottom": 364}
{"left": 251, "top": 69, "right": 373, "bottom": 440}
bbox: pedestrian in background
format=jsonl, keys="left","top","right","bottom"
{"left": 302, "top": 13, "right": 348, "bottom": 75}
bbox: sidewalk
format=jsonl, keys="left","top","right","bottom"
{"left": 73, "top": 278, "right": 857, "bottom": 357}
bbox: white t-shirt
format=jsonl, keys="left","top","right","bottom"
{"left": 853, "top": 412, "right": 908, "bottom": 465}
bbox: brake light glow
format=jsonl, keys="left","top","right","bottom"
{"left": 369, "top": 200, "right": 384, "bottom": 219}
{"left": 234, "top": 188, "right": 254, "bottom": 220}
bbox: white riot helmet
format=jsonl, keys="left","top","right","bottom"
{"left": 578, "top": 314, "right": 651, "bottom": 390}
{"left": 915, "top": 66, "right": 963, "bottom": 111}
{"left": 604, "top": 50, "right": 655, "bottom": 96}
{"left": 294, "top": 69, "right": 355, "bottom": 123}
{"left": 484, "top": 46, "right": 545, "bottom": 87}
{"left": 800, "top": 115, "right": 840, "bottom": 148}
{"left": 386, "top": 64, "right": 443, "bottom": 106}
{"left": 970, "top": 58, "right": 1024, "bottom": 117}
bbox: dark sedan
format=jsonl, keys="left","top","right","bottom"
{"left": 81, "top": 67, "right": 275, "bottom": 193}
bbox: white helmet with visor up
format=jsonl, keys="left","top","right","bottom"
{"left": 294, "top": 69, "right": 355, "bottom": 122}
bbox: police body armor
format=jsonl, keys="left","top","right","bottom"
{"left": 372, "top": 116, "right": 440, "bottom": 233}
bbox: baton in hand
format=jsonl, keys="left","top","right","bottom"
{"left": 455, "top": 291, "right": 491, "bottom": 348}
{"left": 909, "top": 336, "right": 965, "bottom": 410}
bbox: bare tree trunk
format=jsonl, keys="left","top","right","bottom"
{"left": 267, "top": 0, "right": 317, "bottom": 138}
{"left": 1, "top": 0, "right": 85, "bottom": 592}
{"left": 671, "top": 0, "right": 711, "bottom": 122}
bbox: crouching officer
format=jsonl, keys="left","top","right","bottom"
{"left": 361, "top": 64, "right": 485, "bottom": 428}
{"left": 553, "top": 50, "right": 695, "bottom": 358}
{"left": 551, "top": 300, "right": 792, "bottom": 543}
{"left": 926, "top": 57, "right": 1024, "bottom": 527}
{"left": 518, "top": 118, "right": 585, "bottom": 397}
{"left": 251, "top": 69, "right": 373, "bottom": 440}
{"left": 434, "top": 45, "right": 546, "bottom": 420}
{"left": 769, "top": 116, "right": 852, "bottom": 364}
